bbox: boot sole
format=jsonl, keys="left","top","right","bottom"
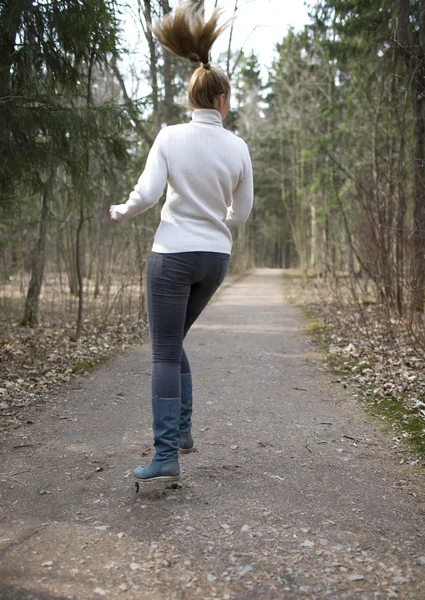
{"left": 179, "top": 447, "right": 194, "bottom": 454}
{"left": 134, "top": 474, "right": 180, "bottom": 483}
{"left": 134, "top": 476, "right": 180, "bottom": 493}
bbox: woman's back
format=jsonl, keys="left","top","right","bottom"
{"left": 153, "top": 109, "right": 253, "bottom": 253}
{"left": 110, "top": 108, "right": 253, "bottom": 254}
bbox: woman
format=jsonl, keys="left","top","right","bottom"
{"left": 109, "top": 2, "right": 254, "bottom": 483}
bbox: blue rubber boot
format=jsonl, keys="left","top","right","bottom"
{"left": 134, "top": 397, "right": 181, "bottom": 482}
{"left": 179, "top": 373, "right": 194, "bottom": 454}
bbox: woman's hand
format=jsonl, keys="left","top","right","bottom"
{"left": 109, "top": 205, "right": 119, "bottom": 223}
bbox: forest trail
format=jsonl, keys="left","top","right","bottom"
{"left": 1, "top": 269, "right": 424, "bottom": 600}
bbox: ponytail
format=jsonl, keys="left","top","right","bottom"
{"left": 152, "top": 1, "right": 231, "bottom": 110}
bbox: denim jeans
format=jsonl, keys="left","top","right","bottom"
{"left": 146, "top": 251, "right": 230, "bottom": 399}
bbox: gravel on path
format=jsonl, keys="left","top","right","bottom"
{"left": 0, "top": 269, "right": 424, "bottom": 600}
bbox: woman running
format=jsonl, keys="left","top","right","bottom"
{"left": 109, "top": 1, "right": 254, "bottom": 483}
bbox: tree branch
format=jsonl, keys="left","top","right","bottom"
{"left": 110, "top": 58, "right": 153, "bottom": 147}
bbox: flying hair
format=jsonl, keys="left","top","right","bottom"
{"left": 152, "top": 2, "right": 232, "bottom": 110}
{"left": 152, "top": 1, "right": 229, "bottom": 66}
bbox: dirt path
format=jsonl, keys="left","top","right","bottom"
{"left": 1, "top": 269, "right": 424, "bottom": 600}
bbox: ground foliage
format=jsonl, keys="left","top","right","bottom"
{"left": 0, "top": 311, "right": 146, "bottom": 432}
{"left": 283, "top": 272, "right": 425, "bottom": 462}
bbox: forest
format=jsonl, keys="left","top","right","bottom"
{"left": 1, "top": 0, "right": 425, "bottom": 451}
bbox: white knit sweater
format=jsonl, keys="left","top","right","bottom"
{"left": 110, "top": 109, "right": 254, "bottom": 254}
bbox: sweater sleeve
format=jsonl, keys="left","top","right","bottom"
{"left": 110, "top": 129, "right": 168, "bottom": 223}
{"left": 225, "top": 142, "right": 254, "bottom": 226}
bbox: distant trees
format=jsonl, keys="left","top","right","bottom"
{"left": 0, "top": 0, "right": 131, "bottom": 329}
{"left": 2, "top": 0, "right": 425, "bottom": 339}
{"left": 242, "top": 0, "right": 425, "bottom": 326}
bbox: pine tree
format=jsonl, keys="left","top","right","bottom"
{"left": 0, "top": 0, "right": 131, "bottom": 326}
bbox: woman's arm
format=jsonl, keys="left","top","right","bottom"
{"left": 225, "top": 142, "right": 254, "bottom": 226}
{"left": 110, "top": 129, "right": 168, "bottom": 223}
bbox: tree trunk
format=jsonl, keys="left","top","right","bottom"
{"left": 396, "top": 174, "right": 406, "bottom": 317}
{"left": 74, "top": 53, "right": 93, "bottom": 340}
{"left": 140, "top": 0, "right": 160, "bottom": 134}
{"left": 94, "top": 213, "right": 103, "bottom": 299}
{"left": 397, "top": 0, "right": 425, "bottom": 313}
{"left": 396, "top": 100, "right": 407, "bottom": 317}
{"left": 389, "top": 44, "right": 406, "bottom": 316}
{"left": 74, "top": 202, "right": 85, "bottom": 340}
{"left": 323, "top": 211, "right": 329, "bottom": 279}
{"left": 249, "top": 205, "right": 256, "bottom": 268}
{"left": 111, "top": 57, "right": 153, "bottom": 147}
{"left": 63, "top": 222, "right": 78, "bottom": 296}
{"left": 21, "top": 173, "right": 54, "bottom": 326}
{"left": 160, "top": 0, "right": 174, "bottom": 125}
{"left": 411, "top": 77, "right": 425, "bottom": 313}
{"left": 226, "top": 1, "right": 238, "bottom": 78}
{"left": 134, "top": 225, "right": 146, "bottom": 322}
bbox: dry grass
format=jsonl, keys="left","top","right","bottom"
{"left": 0, "top": 273, "right": 147, "bottom": 432}
{"left": 282, "top": 269, "right": 425, "bottom": 461}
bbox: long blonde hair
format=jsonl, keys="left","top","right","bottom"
{"left": 152, "top": 2, "right": 231, "bottom": 111}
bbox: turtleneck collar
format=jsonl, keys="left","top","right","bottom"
{"left": 191, "top": 109, "right": 223, "bottom": 126}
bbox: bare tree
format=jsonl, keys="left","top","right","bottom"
{"left": 21, "top": 170, "right": 55, "bottom": 326}
{"left": 111, "top": 57, "right": 154, "bottom": 146}
{"left": 396, "top": 0, "right": 425, "bottom": 313}
{"left": 138, "top": 0, "right": 161, "bottom": 133}
{"left": 159, "top": 0, "right": 175, "bottom": 124}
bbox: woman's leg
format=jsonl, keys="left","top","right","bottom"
{"left": 148, "top": 253, "right": 192, "bottom": 398}
{"left": 179, "top": 252, "right": 230, "bottom": 373}
{"left": 179, "top": 253, "right": 230, "bottom": 451}
{"left": 181, "top": 348, "right": 191, "bottom": 375}
{"left": 183, "top": 253, "right": 230, "bottom": 337}
{"left": 134, "top": 252, "right": 229, "bottom": 477}
{"left": 180, "top": 348, "right": 193, "bottom": 453}
{"left": 134, "top": 252, "right": 192, "bottom": 481}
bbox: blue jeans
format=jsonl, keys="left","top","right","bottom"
{"left": 147, "top": 251, "right": 230, "bottom": 399}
